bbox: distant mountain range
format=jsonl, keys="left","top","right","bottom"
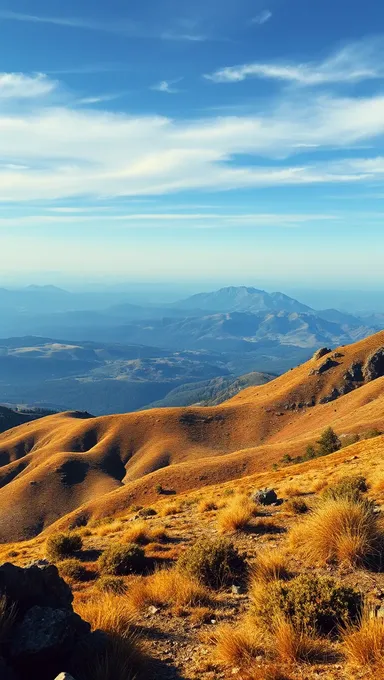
{"left": 0, "top": 285, "right": 382, "bottom": 415}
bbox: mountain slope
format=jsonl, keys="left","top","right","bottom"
{"left": 2, "top": 332, "right": 384, "bottom": 541}
{"left": 177, "top": 286, "right": 314, "bottom": 314}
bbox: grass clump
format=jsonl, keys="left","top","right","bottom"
{"left": 96, "top": 575, "right": 127, "bottom": 595}
{"left": 343, "top": 612, "right": 384, "bottom": 667}
{"left": 198, "top": 498, "right": 218, "bottom": 513}
{"left": 289, "top": 495, "right": 383, "bottom": 567}
{"left": 272, "top": 615, "right": 331, "bottom": 663}
{"left": 0, "top": 595, "right": 17, "bottom": 645}
{"left": 177, "top": 537, "right": 246, "bottom": 589}
{"left": 128, "top": 568, "right": 209, "bottom": 611}
{"left": 58, "top": 558, "right": 90, "bottom": 582}
{"left": 217, "top": 494, "right": 256, "bottom": 533}
{"left": 250, "top": 549, "right": 290, "bottom": 586}
{"left": 213, "top": 622, "right": 265, "bottom": 667}
{"left": 122, "top": 521, "right": 168, "bottom": 545}
{"left": 252, "top": 573, "right": 361, "bottom": 636}
{"left": 160, "top": 502, "right": 181, "bottom": 517}
{"left": 284, "top": 497, "right": 309, "bottom": 515}
{"left": 46, "top": 531, "right": 82, "bottom": 561}
{"left": 322, "top": 474, "right": 368, "bottom": 501}
{"left": 98, "top": 543, "right": 146, "bottom": 576}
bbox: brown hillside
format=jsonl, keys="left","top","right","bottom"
{"left": 2, "top": 331, "right": 384, "bottom": 541}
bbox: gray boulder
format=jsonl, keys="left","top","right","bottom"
{"left": 313, "top": 347, "right": 331, "bottom": 361}
{"left": 0, "top": 563, "right": 72, "bottom": 617}
{"left": 11, "top": 606, "right": 91, "bottom": 661}
{"left": 364, "top": 348, "right": 384, "bottom": 382}
{"left": 252, "top": 488, "right": 277, "bottom": 506}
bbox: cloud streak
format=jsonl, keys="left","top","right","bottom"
{"left": 205, "top": 37, "right": 384, "bottom": 84}
{"left": 0, "top": 10, "right": 207, "bottom": 42}
{"left": 151, "top": 79, "right": 183, "bottom": 94}
{"left": 251, "top": 10, "right": 272, "bottom": 25}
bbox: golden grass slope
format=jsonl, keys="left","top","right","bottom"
{"left": 2, "top": 331, "right": 384, "bottom": 542}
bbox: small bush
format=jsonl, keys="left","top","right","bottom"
{"left": 317, "top": 427, "right": 341, "bottom": 456}
{"left": 362, "top": 428, "right": 382, "bottom": 440}
{"left": 160, "top": 502, "right": 182, "bottom": 516}
{"left": 97, "top": 576, "right": 127, "bottom": 595}
{"left": 177, "top": 537, "right": 246, "bottom": 589}
{"left": 252, "top": 573, "right": 361, "bottom": 635}
{"left": 98, "top": 543, "right": 146, "bottom": 576}
{"left": 58, "top": 558, "right": 90, "bottom": 582}
{"left": 137, "top": 507, "right": 157, "bottom": 518}
{"left": 46, "top": 531, "right": 83, "bottom": 561}
{"left": 322, "top": 475, "right": 368, "bottom": 501}
{"left": 289, "top": 494, "right": 383, "bottom": 567}
{"left": 343, "top": 612, "right": 384, "bottom": 667}
{"left": 155, "top": 484, "right": 164, "bottom": 494}
{"left": 285, "top": 497, "right": 309, "bottom": 515}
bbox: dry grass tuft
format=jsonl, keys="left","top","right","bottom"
{"left": 343, "top": 612, "right": 384, "bottom": 667}
{"left": 217, "top": 494, "right": 256, "bottom": 533}
{"left": 198, "top": 498, "right": 218, "bottom": 513}
{"left": 160, "top": 502, "right": 182, "bottom": 517}
{"left": 214, "top": 621, "right": 265, "bottom": 667}
{"left": 288, "top": 496, "right": 384, "bottom": 567}
{"left": 76, "top": 592, "right": 134, "bottom": 637}
{"left": 0, "top": 595, "right": 17, "bottom": 644}
{"left": 250, "top": 549, "right": 290, "bottom": 586}
{"left": 122, "top": 521, "right": 168, "bottom": 545}
{"left": 281, "top": 484, "right": 304, "bottom": 498}
{"left": 272, "top": 616, "right": 330, "bottom": 663}
{"left": 128, "top": 568, "right": 209, "bottom": 611}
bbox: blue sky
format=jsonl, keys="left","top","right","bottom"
{"left": 1, "top": 0, "right": 384, "bottom": 287}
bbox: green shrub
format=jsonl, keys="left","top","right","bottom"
{"left": 137, "top": 507, "right": 157, "bottom": 518}
{"left": 317, "top": 427, "right": 341, "bottom": 456}
{"left": 98, "top": 543, "right": 146, "bottom": 576}
{"left": 322, "top": 475, "right": 368, "bottom": 502}
{"left": 46, "top": 531, "right": 83, "bottom": 561}
{"left": 252, "top": 573, "right": 361, "bottom": 636}
{"left": 362, "top": 428, "right": 381, "bottom": 440}
{"left": 285, "top": 497, "right": 309, "bottom": 515}
{"left": 177, "top": 537, "right": 246, "bottom": 589}
{"left": 97, "top": 575, "right": 128, "bottom": 595}
{"left": 58, "top": 558, "right": 90, "bottom": 582}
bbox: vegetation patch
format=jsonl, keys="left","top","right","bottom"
{"left": 98, "top": 543, "right": 146, "bottom": 576}
{"left": 177, "top": 537, "right": 247, "bottom": 589}
{"left": 45, "top": 531, "right": 83, "bottom": 561}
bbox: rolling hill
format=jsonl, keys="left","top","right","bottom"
{"left": 2, "top": 331, "right": 384, "bottom": 542}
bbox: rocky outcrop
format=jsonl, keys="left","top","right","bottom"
{"left": 363, "top": 348, "right": 384, "bottom": 382}
{"left": 252, "top": 488, "right": 277, "bottom": 505}
{"left": 0, "top": 562, "right": 102, "bottom": 680}
{"left": 310, "top": 357, "right": 340, "bottom": 376}
{"left": 313, "top": 347, "right": 332, "bottom": 361}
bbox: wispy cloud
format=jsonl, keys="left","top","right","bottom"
{"left": 205, "top": 37, "right": 384, "bottom": 84}
{"left": 0, "top": 72, "right": 56, "bottom": 98}
{"left": 151, "top": 79, "right": 183, "bottom": 94}
{"left": 0, "top": 9, "right": 207, "bottom": 42}
{"left": 1, "top": 86, "right": 384, "bottom": 201}
{"left": 251, "top": 10, "right": 272, "bottom": 25}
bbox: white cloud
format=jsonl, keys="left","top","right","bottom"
{"left": 205, "top": 37, "right": 384, "bottom": 84}
{"left": 151, "top": 79, "right": 182, "bottom": 94}
{"left": 0, "top": 73, "right": 56, "bottom": 98}
{"left": 1, "top": 91, "right": 384, "bottom": 201}
{"left": 251, "top": 10, "right": 272, "bottom": 25}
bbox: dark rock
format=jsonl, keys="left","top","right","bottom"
{"left": 11, "top": 606, "right": 90, "bottom": 661}
{"left": 0, "top": 657, "right": 19, "bottom": 680}
{"left": 344, "top": 362, "right": 363, "bottom": 383}
{"left": 333, "top": 352, "right": 344, "bottom": 358}
{"left": 0, "top": 563, "right": 72, "bottom": 617}
{"left": 313, "top": 347, "right": 332, "bottom": 361}
{"left": 363, "top": 348, "right": 384, "bottom": 382}
{"left": 252, "top": 488, "right": 277, "bottom": 506}
{"left": 319, "top": 388, "right": 340, "bottom": 404}
{"left": 315, "top": 357, "right": 340, "bottom": 375}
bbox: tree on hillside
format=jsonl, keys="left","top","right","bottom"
{"left": 317, "top": 427, "right": 341, "bottom": 456}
